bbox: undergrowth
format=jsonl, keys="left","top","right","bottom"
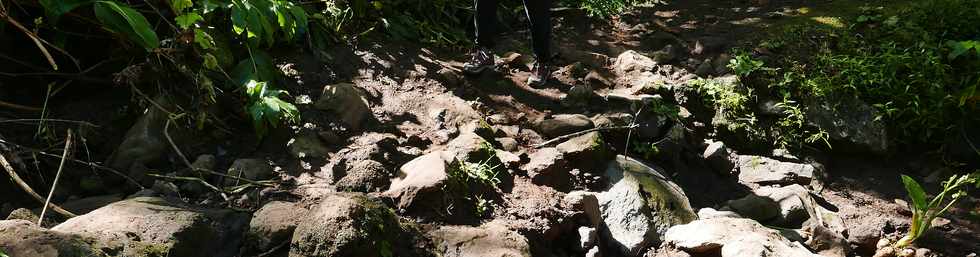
{"left": 695, "top": 0, "right": 980, "bottom": 152}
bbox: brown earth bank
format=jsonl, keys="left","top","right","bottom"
{"left": 1, "top": 0, "right": 978, "bottom": 257}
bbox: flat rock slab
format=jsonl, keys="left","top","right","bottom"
{"left": 0, "top": 220, "right": 105, "bottom": 257}
{"left": 664, "top": 218, "right": 820, "bottom": 257}
{"left": 428, "top": 221, "right": 532, "bottom": 257}
{"left": 737, "top": 155, "right": 814, "bottom": 186}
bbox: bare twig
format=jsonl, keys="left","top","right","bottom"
{"left": 0, "top": 138, "right": 144, "bottom": 188}
{"left": 532, "top": 125, "right": 638, "bottom": 148}
{"left": 38, "top": 129, "right": 73, "bottom": 224}
{"left": 164, "top": 117, "right": 273, "bottom": 187}
{"left": 0, "top": 145, "right": 77, "bottom": 218}
{"left": 0, "top": 118, "right": 100, "bottom": 127}
{"left": 146, "top": 173, "right": 229, "bottom": 201}
{"left": 0, "top": 100, "right": 42, "bottom": 112}
{"left": 0, "top": 11, "right": 58, "bottom": 70}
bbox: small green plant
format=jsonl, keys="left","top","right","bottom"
{"left": 895, "top": 172, "right": 980, "bottom": 248}
{"left": 728, "top": 53, "right": 766, "bottom": 78}
{"left": 0, "top": 249, "right": 8, "bottom": 257}
{"left": 459, "top": 157, "right": 503, "bottom": 189}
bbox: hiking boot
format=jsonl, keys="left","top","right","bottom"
{"left": 527, "top": 61, "right": 551, "bottom": 87}
{"left": 463, "top": 47, "right": 494, "bottom": 75}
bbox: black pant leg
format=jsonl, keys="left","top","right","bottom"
{"left": 475, "top": 0, "right": 498, "bottom": 48}
{"left": 522, "top": 0, "right": 552, "bottom": 60}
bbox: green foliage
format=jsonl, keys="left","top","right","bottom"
{"left": 895, "top": 172, "right": 980, "bottom": 248}
{"left": 562, "top": 0, "right": 665, "bottom": 18}
{"left": 0, "top": 249, "right": 7, "bottom": 257}
{"left": 740, "top": 0, "right": 980, "bottom": 148}
{"left": 244, "top": 80, "right": 299, "bottom": 137}
{"left": 728, "top": 52, "right": 766, "bottom": 78}
{"left": 39, "top": 0, "right": 91, "bottom": 22}
{"left": 92, "top": 1, "right": 159, "bottom": 51}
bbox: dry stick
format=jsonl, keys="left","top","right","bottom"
{"left": 0, "top": 118, "right": 100, "bottom": 127}
{"left": 0, "top": 100, "right": 42, "bottom": 112}
{"left": 0, "top": 138, "right": 144, "bottom": 188}
{"left": 0, "top": 10, "right": 58, "bottom": 70}
{"left": 146, "top": 173, "right": 229, "bottom": 201}
{"left": 38, "top": 129, "right": 73, "bottom": 225}
{"left": 0, "top": 146, "right": 77, "bottom": 218}
{"left": 532, "top": 125, "right": 638, "bottom": 148}
{"left": 163, "top": 118, "right": 272, "bottom": 187}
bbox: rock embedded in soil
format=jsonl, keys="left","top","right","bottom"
{"left": 536, "top": 114, "right": 595, "bottom": 139}
{"left": 245, "top": 201, "right": 309, "bottom": 254}
{"left": 384, "top": 151, "right": 450, "bottom": 214}
{"left": 0, "top": 219, "right": 106, "bottom": 257}
{"left": 428, "top": 221, "right": 532, "bottom": 257}
{"left": 315, "top": 83, "right": 376, "bottom": 131}
{"left": 803, "top": 221, "right": 851, "bottom": 257}
{"left": 598, "top": 155, "right": 697, "bottom": 257}
{"left": 225, "top": 158, "right": 274, "bottom": 186}
{"left": 728, "top": 184, "right": 817, "bottom": 228}
{"left": 290, "top": 193, "right": 434, "bottom": 257}
{"left": 335, "top": 159, "right": 392, "bottom": 192}
{"left": 524, "top": 147, "right": 571, "bottom": 190}
{"left": 288, "top": 132, "right": 330, "bottom": 159}
{"left": 737, "top": 155, "right": 815, "bottom": 186}
{"left": 703, "top": 140, "right": 737, "bottom": 175}
{"left": 663, "top": 217, "right": 821, "bottom": 257}
{"left": 563, "top": 191, "right": 602, "bottom": 228}
{"left": 52, "top": 196, "right": 249, "bottom": 257}
{"left": 106, "top": 98, "right": 171, "bottom": 183}
{"left": 613, "top": 50, "right": 660, "bottom": 89}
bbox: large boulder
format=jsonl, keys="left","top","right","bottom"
{"left": 335, "top": 159, "right": 392, "bottom": 192}
{"left": 805, "top": 96, "right": 888, "bottom": 155}
{"left": 52, "top": 197, "right": 250, "bottom": 257}
{"left": 737, "top": 155, "right": 815, "bottom": 186}
{"left": 245, "top": 201, "right": 310, "bottom": 254}
{"left": 728, "top": 185, "right": 812, "bottom": 227}
{"left": 290, "top": 193, "right": 434, "bottom": 257}
{"left": 663, "top": 218, "right": 820, "bottom": 257}
{"left": 315, "top": 83, "right": 376, "bottom": 131}
{"left": 428, "top": 221, "right": 532, "bottom": 257}
{"left": 598, "top": 155, "right": 697, "bottom": 256}
{"left": 0, "top": 220, "right": 106, "bottom": 257}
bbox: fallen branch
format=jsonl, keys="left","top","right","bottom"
{"left": 38, "top": 129, "right": 72, "bottom": 224}
{"left": 0, "top": 144, "right": 77, "bottom": 218}
{"left": 146, "top": 173, "right": 229, "bottom": 201}
{"left": 0, "top": 118, "right": 100, "bottom": 127}
{"left": 0, "top": 138, "right": 144, "bottom": 188}
{"left": 532, "top": 125, "right": 638, "bottom": 148}
{"left": 0, "top": 5, "right": 58, "bottom": 70}
{"left": 0, "top": 100, "right": 42, "bottom": 112}
{"left": 164, "top": 118, "right": 273, "bottom": 187}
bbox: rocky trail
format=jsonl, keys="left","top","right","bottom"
{"left": 1, "top": 0, "right": 979, "bottom": 257}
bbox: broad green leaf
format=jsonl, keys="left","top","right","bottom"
{"left": 231, "top": 50, "right": 277, "bottom": 87}
{"left": 200, "top": 0, "right": 230, "bottom": 14}
{"left": 94, "top": 1, "right": 159, "bottom": 50}
{"left": 901, "top": 175, "right": 928, "bottom": 211}
{"left": 40, "top": 0, "right": 93, "bottom": 22}
{"left": 176, "top": 13, "right": 204, "bottom": 29}
{"left": 193, "top": 28, "right": 214, "bottom": 49}
{"left": 203, "top": 53, "right": 220, "bottom": 70}
{"left": 170, "top": 0, "right": 193, "bottom": 14}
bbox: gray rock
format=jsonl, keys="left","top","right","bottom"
{"left": 805, "top": 96, "right": 888, "bottom": 155}
{"left": 496, "top": 137, "right": 519, "bottom": 152}
{"left": 107, "top": 98, "right": 171, "bottom": 183}
{"left": 697, "top": 208, "right": 742, "bottom": 219}
{"left": 737, "top": 155, "right": 815, "bottom": 186}
{"left": 442, "top": 131, "right": 496, "bottom": 163}
{"left": 536, "top": 114, "right": 595, "bottom": 138}
{"left": 225, "top": 158, "right": 274, "bottom": 186}
{"left": 5, "top": 208, "right": 39, "bottom": 224}
{"left": 613, "top": 50, "right": 659, "bottom": 89}
{"left": 52, "top": 197, "right": 249, "bottom": 257}
{"left": 803, "top": 222, "right": 850, "bottom": 257}
{"left": 384, "top": 152, "right": 450, "bottom": 213}
{"left": 758, "top": 99, "right": 787, "bottom": 116}
{"left": 663, "top": 218, "right": 820, "bottom": 257}
{"left": 190, "top": 154, "right": 216, "bottom": 173}
{"left": 288, "top": 132, "right": 330, "bottom": 159}
{"left": 0, "top": 220, "right": 106, "bottom": 257}
{"left": 563, "top": 84, "right": 596, "bottom": 107}
{"left": 523, "top": 148, "right": 569, "bottom": 189}
{"left": 728, "top": 185, "right": 811, "bottom": 227}
{"left": 703, "top": 141, "right": 737, "bottom": 175}
{"left": 290, "top": 193, "right": 433, "bottom": 257}
{"left": 557, "top": 131, "right": 613, "bottom": 169}
{"left": 599, "top": 155, "right": 697, "bottom": 256}
{"left": 246, "top": 201, "right": 309, "bottom": 254}
{"left": 335, "top": 160, "right": 391, "bottom": 192}
{"left": 563, "top": 191, "right": 602, "bottom": 228}
{"left": 694, "top": 59, "right": 714, "bottom": 77}
{"left": 428, "top": 221, "right": 531, "bottom": 257}
{"left": 315, "top": 83, "right": 375, "bottom": 130}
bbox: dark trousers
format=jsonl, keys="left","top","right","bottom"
{"left": 475, "top": 0, "right": 552, "bottom": 60}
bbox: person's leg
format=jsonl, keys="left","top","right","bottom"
{"left": 522, "top": 0, "right": 552, "bottom": 60}
{"left": 475, "top": 0, "right": 498, "bottom": 49}
{"left": 465, "top": 0, "right": 499, "bottom": 74}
